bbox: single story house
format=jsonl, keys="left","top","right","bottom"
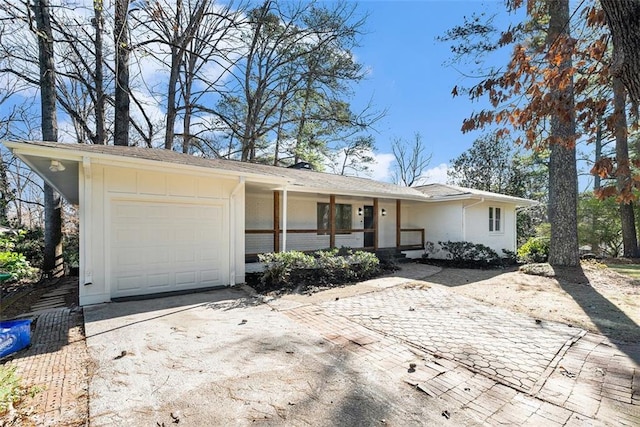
{"left": 4, "top": 141, "right": 536, "bottom": 305}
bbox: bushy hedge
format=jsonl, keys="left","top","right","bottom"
{"left": 422, "top": 240, "right": 513, "bottom": 268}
{"left": 517, "top": 237, "right": 549, "bottom": 263}
{"left": 256, "top": 248, "right": 380, "bottom": 292}
{"left": 0, "top": 234, "right": 37, "bottom": 281}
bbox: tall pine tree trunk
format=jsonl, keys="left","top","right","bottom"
{"left": 33, "top": 0, "right": 64, "bottom": 277}
{"left": 546, "top": 0, "right": 579, "bottom": 267}
{"left": 114, "top": 0, "right": 130, "bottom": 146}
{"left": 613, "top": 76, "right": 639, "bottom": 257}
{"left": 601, "top": 0, "right": 640, "bottom": 106}
{"left": 593, "top": 115, "right": 602, "bottom": 191}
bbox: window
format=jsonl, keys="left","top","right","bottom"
{"left": 489, "top": 207, "right": 501, "bottom": 232}
{"left": 317, "top": 203, "right": 352, "bottom": 234}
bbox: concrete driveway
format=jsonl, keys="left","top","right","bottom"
{"left": 85, "top": 273, "right": 640, "bottom": 426}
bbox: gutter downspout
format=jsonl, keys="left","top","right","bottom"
{"left": 229, "top": 177, "right": 245, "bottom": 286}
{"left": 462, "top": 198, "right": 485, "bottom": 241}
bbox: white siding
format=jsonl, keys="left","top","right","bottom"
{"left": 402, "top": 200, "right": 519, "bottom": 259}
{"left": 464, "top": 201, "right": 516, "bottom": 254}
{"left": 409, "top": 202, "right": 464, "bottom": 246}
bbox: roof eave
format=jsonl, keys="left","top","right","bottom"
{"left": 4, "top": 140, "right": 292, "bottom": 186}
{"left": 427, "top": 193, "right": 538, "bottom": 206}
{"left": 281, "top": 183, "right": 430, "bottom": 201}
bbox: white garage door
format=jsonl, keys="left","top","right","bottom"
{"left": 109, "top": 200, "right": 229, "bottom": 299}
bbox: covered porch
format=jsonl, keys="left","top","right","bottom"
{"left": 245, "top": 184, "right": 425, "bottom": 261}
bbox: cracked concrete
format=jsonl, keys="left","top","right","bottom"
{"left": 84, "top": 271, "right": 640, "bottom": 426}
{"left": 84, "top": 288, "right": 451, "bottom": 426}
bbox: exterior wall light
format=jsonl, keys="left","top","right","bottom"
{"left": 381, "top": 208, "right": 387, "bottom": 216}
{"left": 49, "top": 160, "right": 66, "bottom": 172}
{"left": 358, "top": 207, "right": 363, "bottom": 216}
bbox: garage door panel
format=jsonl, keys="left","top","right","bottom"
{"left": 176, "top": 229, "right": 197, "bottom": 243}
{"left": 175, "top": 271, "right": 197, "bottom": 286}
{"left": 110, "top": 200, "right": 229, "bottom": 298}
{"left": 147, "top": 273, "right": 171, "bottom": 288}
{"left": 116, "top": 249, "right": 144, "bottom": 267}
{"left": 201, "top": 269, "right": 220, "bottom": 283}
{"left": 116, "top": 275, "right": 144, "bottom": 291}
{"left": 200, "top": 248, "right": 220, "bottom": 262}
{"left": 114, "top": 204, "right": 141, "bottom": 219}
{"left": 200, "top": 225, "right": 219, "bottom": 240}
{"left": 175, "top": 206, "right": 199, "bottom": 219}
{"left": 175, "top": 248, "right": 195, "bottom": 263}
{"left": 147, "top": 247, "right": 171, "bottom": 265}
{"left": 114, "top": 229, "right": 141, "bottom": 244}
{"left": 142, "top": 229, "right": 173, "bottom": 243}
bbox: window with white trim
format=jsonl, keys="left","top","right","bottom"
{"left": 489, "top": 207, "right": 501, "bottom": 232}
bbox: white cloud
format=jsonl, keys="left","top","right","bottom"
{"left": 419, "top": 163, "right": 449, "bottom": 184}
{"left": 363, "top": 154, "right": 449, "bottom": 186}
{"left": 368, "top": 152, "right": 395, "bottom": 182}
{"left": 57, "top": 119, "right": 77, "bottom": 143}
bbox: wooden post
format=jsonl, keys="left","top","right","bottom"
{"left": 396, "top": 199, "right": 401, "bottom": 248}
{"left": 329, "top": 195, "right": 336, "bottom": 248}
{"left": 373, "top": 198, "right": 379, "bottom": 251}
{"left": 273, "top": 191, "right": 280, "bottom": 252}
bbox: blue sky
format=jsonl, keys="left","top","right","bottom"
{"left": 348, "top": 1, "right": 522, "bottom": 183}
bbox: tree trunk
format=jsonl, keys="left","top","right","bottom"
{"left": 613, "top": 76, "right": 639, "bottom": 257}
{"left": 294, "top": 78, "right": 313, "bottom": 164}
{"left": 182, "top": 51, "right": 196, "bottom": 154}
{"left": 164, "top": 47, "right": 180, "bottom": 150}
{"left": 593, "top": 116, "right": 602, "bottom": 190}
{"left": 114, "top": 0, "right": 130, "bottom": 146}
{"left": 273, "top": 90, "right": 287, "bottom": 166}
{"left": 546, "top": 0, "right": 579, "bottom": 267}
{"left": 0, "top": 159, "right": 9, "bottom": 225}
{"left": 600, "top": 0, "right": 640, "bottom": 107}
{"left": 163, "top": 0, "right": 182, "bottom": 150}
{"left": 93, "top": 1, "right": 105, "bottom": 145}
{"left": 33, "top": 0, "right": 64, "bottom": 277}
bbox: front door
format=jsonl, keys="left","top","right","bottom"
{"left": 364, "top": 205, "right": 374, "bottom": 247}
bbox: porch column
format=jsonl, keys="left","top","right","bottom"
{"left": 329, "top": 194, "right": 336, "bottom": 248}
{"left": 81, "top": 157, "right": 93, "bottom": 288}
{"left": 282, "top": 187, "right": 288, "bottom": 252}
{"left": 273, "top": 190, "right": 280, "bottom": 252}
{"left": 373, "top": 197, "right": 379, "bottom": 251}
{"left": 396, "top": 199, "right": 401, "bottom": 248}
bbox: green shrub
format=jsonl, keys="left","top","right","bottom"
{"left": 501, "top": 249, "right": 518, "bottom": 265}
{"left": 257, "top": 248, "right": 380, "bottom": 291}
{"left": 517, "top": 237, "right": 550, "bottom": 263}
{"left": 0, "top": 365, "right": 22, "bottom": 415}
{"left": 0, "top": 251, "right": 37, "bottom": 281}
{"left": 438, "top": 241, "right": 502, "bottom": 266}
{"left": 2, "top": 229, "right": 44, "bottom": 269}
{"left": 258, "top": 250, "right": 315, "bottom": 286}
{"left": 0, "top": 231, "right": 37, "bottom": 281}
{"left": 423, "top": 241, "right": 439, "bottom": 258}
{"left": 63, "top": 233, "right": 79, "bottom": 268}
{"left": 348, "top": 250, "right": 380, "bottom": 277}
